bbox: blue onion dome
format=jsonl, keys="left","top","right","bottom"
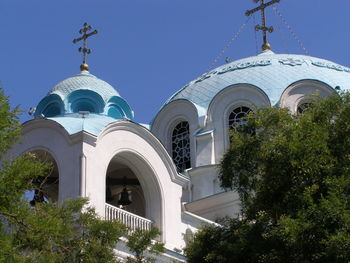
{"left": 165, "top": 50, "right": 350, "bottom": 114}
{"left": 34, "top": 70, "right": 134, "bottom": 120}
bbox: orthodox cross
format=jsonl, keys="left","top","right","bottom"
{"left": 73, "top": 23, "right": 98, "bottom": 71}
{"left": 245, "top": 0, "right": 280, "bottom": 51}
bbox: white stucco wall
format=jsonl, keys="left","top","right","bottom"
{"left": 84, "top": 121, "right": 187, "bottom": 249}
{"left": 9, "top": 118, "right": 194, "bottom": 251}
{"left": 185, "top": 191, "right": 240, "bottom": 222}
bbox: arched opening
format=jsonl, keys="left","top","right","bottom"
{"left": 27, "top": 150, "right": 59, "bottom": 204}
{"left": 106, "top": 161, "right": 145, "bottom": 217}
{"left": 104, "top": 151, "right": 164, "bottom": 235}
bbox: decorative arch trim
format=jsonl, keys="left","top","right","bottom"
{"left": 22, "top": 119, "right": 72, "bottom": 143}
{"left": 151, "top": 99, "right": 199, "bottom": 170}
{"left": 151, "top": 99, "right": 200, "bottom": 130}
{"left": 104, "top": 148, "right": 165, "bottom": 241}
{"left": 206, "top": 83, "right": 271, "bottom": 125}
{"left": 34, "top": 94, "right": 64, "bottom": 118}
{"left": 279, "top": 79, "right": 335, "bottom": 114}
{"left": 67, "top": 89, "right": 105, "bottom": 114}
{"left": 99, "top": 121, "right": 189, "bottom": 186}
{"left": 105, "top": 96, "right": 134, "bottom": 120}
{"left": 21, "top": 146, "right": 61, "bottom": 176}
{"left": 206, "top": 84, "right": 270, "bottom": 162}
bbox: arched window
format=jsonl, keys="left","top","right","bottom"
{"left": 172, "top": 121, "right": 191, "bottom": 173}
{"left": 297, "top": 103, "right": 311, "bottom": 114}
{"left": 228, "top": 106, "right": 252, "bottom": 129}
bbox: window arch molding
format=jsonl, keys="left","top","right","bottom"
{"left": 206, "top": 83, "right": 270, "bottom": 163}
{"left": 280, "top": 79, "right": 335, "bottom": 115}
{"left": 151, "top": 99, "right": 198, "bottom": 170}
{"left": 207, "top": 83, "right": 270, "bottom": 125}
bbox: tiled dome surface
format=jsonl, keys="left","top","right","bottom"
{"left": 166, "top": 51, "right": 350, "bottom": 108}
{"left": 49, "top": 70, "right": 119, "bottom": 102}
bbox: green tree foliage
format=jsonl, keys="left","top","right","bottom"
{"left": 4, "top": 199, "right": 126, "bottom": 263}
{"left": 185, "top": 93, "right": 350, "bottom": 262}
{"left": 0, "top": 89, "right": 21, "bottom": 159}
{"left": 126, "top": 227, "right": 165, "bottom": 263}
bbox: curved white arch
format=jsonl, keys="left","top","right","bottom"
{"left": 206, "top": 84, "right": 270, "bottom": 162}
{"left": 22, "top": 147, "right": 60, "bottom": 202}
{"left": 87, "top": 121, "right": 188, "bottom": 245}
{"left": 8, "top": 119, "right": 80, "bottom": 201}
{"left": 151, "top": 100, "right": 199, "bottom": 170}
{"left": 104, "top": 148, "right": 165, "bottom": 240}
{"left": 280, "top": 79, "right": 335, "bottom": 114}
{"left": 22, "top": 146, "right": 61, "bottom": 171}
{"left": 151, "top": 99, "right": 200, "bottom": 133}
{"left": 22, "top": 119, "right": 72, "bottom": 143}
{"left": 100, "top": 121, "right": 188, "bottom": 186}
{"left": 206, "top": 83, "right": 271, "bottom": 125}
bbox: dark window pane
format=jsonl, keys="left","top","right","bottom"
{"left": 172, "top": 121, "right": 191, "bottom": 172}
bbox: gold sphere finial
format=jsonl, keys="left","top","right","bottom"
{"left": 80, "top": 63, "right": 89, "bottom": 71}
{"left": 262, "top": 42, "right": 271, "bottom": 51}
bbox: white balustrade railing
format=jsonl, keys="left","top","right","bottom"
{"left": 105, "top": 203, "right": 153, "bottom": 232}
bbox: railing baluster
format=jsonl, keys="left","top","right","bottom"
{"left": 105, "top": 203, "right": 153, "bottom": 233}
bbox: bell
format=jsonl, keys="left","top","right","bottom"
{"left": 118, "top": 187, "right": 132, "bottom": 206}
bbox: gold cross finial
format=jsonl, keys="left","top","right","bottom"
{"left": 246, "top": 0, "right": 280, "bottom": 51}
{"left": 73, "top": 23, "right": 98, "bottom": 71}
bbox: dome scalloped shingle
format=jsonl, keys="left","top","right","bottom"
{"left": 49, "top": 70, "right": 120, "bottom": 102}
{"left": 166, "top": 51, "right": 350, "bottom": 112}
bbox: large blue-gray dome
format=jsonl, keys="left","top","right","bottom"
{"left": 165, "top": 51, "right": 350, "bottom": 114}
{"left": 34, "top": 70, "right": 133, "bottom": 121}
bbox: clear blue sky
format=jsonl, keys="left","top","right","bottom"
{"left": 1, "top": 0, "right": 350, "bottom": 124}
